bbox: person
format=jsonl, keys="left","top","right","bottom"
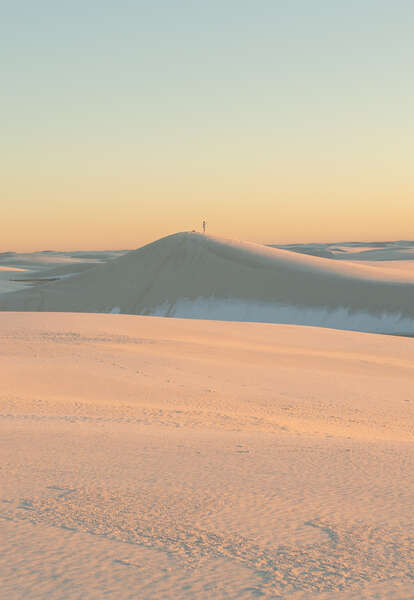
{"left": 202, "top": 220, "right": 206, "bottom": 234}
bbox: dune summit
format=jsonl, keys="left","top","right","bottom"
{"left": 1, "top": 232, "right": 414, "bottom": 334}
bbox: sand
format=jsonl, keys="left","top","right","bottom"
{"left": 2, "top": 233, "right": 414, "bottom": 598}
{"left": 2, "top": 312, "right": 414, "bottom": 599}
{"left": 1, "top": 233, "right": 414, "bottom": 334}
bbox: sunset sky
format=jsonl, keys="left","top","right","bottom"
{"left": 2, "top": 1, "right": 413, "bottom": 251}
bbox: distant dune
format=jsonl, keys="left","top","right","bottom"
{"left": 1, "top": 232, "right": 414, "bottom": 334}
{"left": 273, "top": 239, "right": 414, "bottom": 261}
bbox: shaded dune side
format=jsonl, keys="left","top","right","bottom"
{"left": 1, "top": 232, "right": 414, "bottom": 332}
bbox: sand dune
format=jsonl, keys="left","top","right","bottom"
{"left": 275, "top": 240, "right": 414, "bottom": 261}
{"left": 2, "top": 312, "right": 414, "bottom": 599}
{"left": 1, "top": 232, "right": 414, "bottom": 334}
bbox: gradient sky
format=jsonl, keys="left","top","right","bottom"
{"left": 2, "top": 1, "right": 414, "bottom": 251}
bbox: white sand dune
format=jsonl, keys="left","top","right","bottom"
{"left": 0, "top": 266, "right": 28, "bottom": 272}
{"left": 0, "top": 267, "right": 32, "bottom": 295}
{"left": 275, "top": 240, "right": 414, "bottom": 262}
{"left": 0, "top": 251, "right": 122, "bottom": 296}
{"left": 1, "top": 312, "right": 414, "bottom": 599}
{"left": 13, "top": 261, "right": 102, "bottom": 281}
{"left": 1, "top": 232, "right": 414, "bottom": 334}
{"left": 347, "top": 259, "right": 414, "bottom": 278}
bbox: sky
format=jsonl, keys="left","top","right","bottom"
{"left": 2, "top": 0, "right": 414, "bottom": 251}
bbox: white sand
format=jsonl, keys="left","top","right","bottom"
{"left": 0, "top": 252, "right": 119, "bottom": 296}
{"left": 2, "top": 312, "right": 414, "bottom": 599}
{"left": 1, "top": 233, "right": 414, "bottom": 334}
{"left": 348, "top": 259, "right": 414, "bottom": 278}
{"left": 0, "top": 266, "right": 27, "bottom": 272}
{"left": 0, "top": 268, "right": 30, "bottom": 295}
{"left": 276, "top": 241, "right": 414, "bottom": 262}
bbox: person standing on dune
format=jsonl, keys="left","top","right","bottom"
{"left": 202, "top": 220, "right": 206, "bottom": 233}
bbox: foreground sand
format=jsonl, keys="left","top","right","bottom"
{"left": 1, "top": 313, "right": 414, "bottom": 599}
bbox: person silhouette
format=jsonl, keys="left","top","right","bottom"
{"left": 202, "top": 220, "right": 206, "bottom": 233}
